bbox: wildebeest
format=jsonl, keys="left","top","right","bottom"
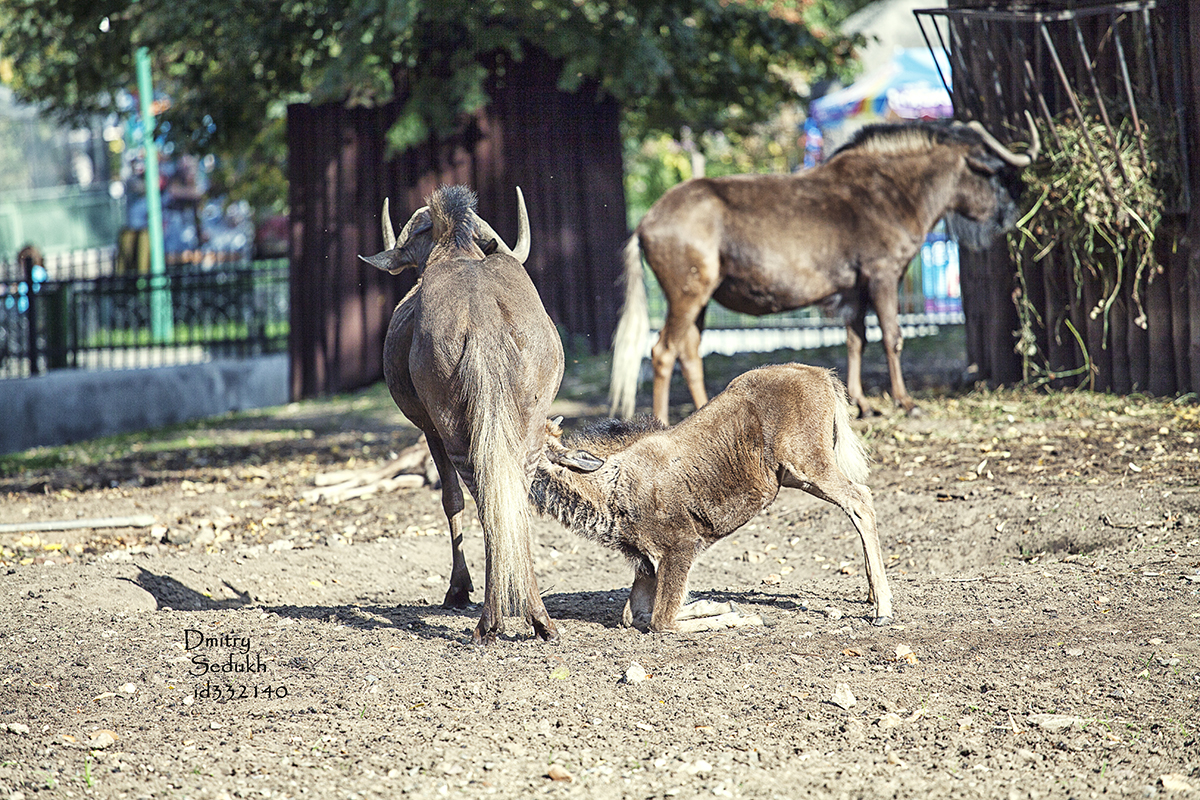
{"left": 360, "top": 185, "right": 565, "bottom": 644}
{"left": 609, "top": 115, "right": 1040, "bottom": 422}
{"left": 533, "top": 363, "right": 892, "bottom": 633}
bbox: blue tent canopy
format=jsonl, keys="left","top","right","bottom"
{"left": 809, "top": 47, "right": 952, "bottom": 129}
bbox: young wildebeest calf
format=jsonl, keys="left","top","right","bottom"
{"left": 532, "top": 363, "right": 893, "bottom": 633}
{"left": 361, "top": 185, "right": 564, "bottom": 644}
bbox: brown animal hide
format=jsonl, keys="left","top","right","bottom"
{"left": 609, "top": 116, "right": 1039, "bottom": 422}
{"left": 362, "top": 185, "right": 564, "bottom": 644}
{"left": 536, "top": 363, "right": 892, "bottom": 633}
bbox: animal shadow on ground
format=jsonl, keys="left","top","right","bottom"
{"left": 700, "top": 586, "right": 880, "bottom": 621}
{"left": 130, "top": 566, "right": 472, "bottom": 642}
{"left": 131, "top": 567, "right": 854, "bottom": 642}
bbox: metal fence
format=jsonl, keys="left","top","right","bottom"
{"left": 0, "top": 246, "right": 288, "bottom": 379}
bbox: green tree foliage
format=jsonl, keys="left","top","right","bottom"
{"left": 1, "top": 0, "right": 859, "bottom": 151}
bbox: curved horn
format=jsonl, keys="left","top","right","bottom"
{"left": 1022, "top": 109, "right": 1041, "bottom": 163}
{"left": 470, "top": 187, "right": 531, "bottom": 264}
{"left": 967, "top": 114, "right": 1038, "bottom": 168}
{"left": 394, "top": 204, "right": 431, "bottom": 246}
{"left": 381, "top": 198, "right": 396, "bottom": 250}
{"left": 510, "top": 186, "right": 530, "bottom": 263}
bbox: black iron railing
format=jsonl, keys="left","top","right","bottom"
{"left": 0, "top": 247, "right": 288, "bottom": 379}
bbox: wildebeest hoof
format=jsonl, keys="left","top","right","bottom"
{"left": 871, "top": 615, "right": 894, "bottom": 627}
{"left": 443, "top": 586, "right": 473, "bottom": 609}
{"left": 905, "top": 405, "right": 923, "bottom": 418}
{"left": 472, "top": 629, "right": 499, "bottom": 646}
{"left": 472, "top": 616, "right": 504, "bottom": 645}
{"left": 532, "top": 617, "right": 561, "bottom": 642}
{"left": 622, "top": 599, "right": 654, "bottom": 629}
{"left": 621, "top": 611, "right": 652, "bottom": 632}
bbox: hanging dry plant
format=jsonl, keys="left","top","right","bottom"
{"left": 1008, "top": 99, "right": 1179, "bottom": 386}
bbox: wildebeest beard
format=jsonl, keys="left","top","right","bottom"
{"left": 944, "top": 171, "right": 1022, "bottom": 252}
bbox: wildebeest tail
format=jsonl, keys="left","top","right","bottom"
{"left": 463, "top": 335, "right": 532, "bottom": 620}
{"left": 829, "top": 370, "right": 870, "bottom": 485}
{"left": 608, "top": 234, "right": 649, "bottom": 419}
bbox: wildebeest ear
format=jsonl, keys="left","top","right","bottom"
{"left": 358, "top": 251, "right": 412, "bottom": 274}
{"left": 480, "top": 238, "right": 499, "bottom": 256}
{"left": 551, "top": 448, "right": 605, "bottom": 473}
{"left": 965, "top": 153, "right": 999, "bottom": 176}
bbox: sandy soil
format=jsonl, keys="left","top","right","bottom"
{"left": 1, "top": 342, "right": 1198, "bottom": 800}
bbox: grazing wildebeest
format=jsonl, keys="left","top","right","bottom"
{"left": 360, "top": 185, "right": 564, "bottom": 644}
{"left": 609, "top": 115, "right": 1040, "bottom": 422}
{"left": 533, "top": 363, "right": 892, "bottom": 633}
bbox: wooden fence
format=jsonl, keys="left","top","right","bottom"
{"left": 922, "top": 0, "right": 1199, "bottom": 395}
{"left": 287, "top": 49, "right": 628, "bottom": 399}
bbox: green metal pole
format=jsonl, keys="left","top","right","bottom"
{"left": 136, "top": 47, "right": 173, "bottom": 342}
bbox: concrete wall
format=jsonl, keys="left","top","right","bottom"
{"left": 0, "top": 355, "right": 289, "bottom": 454}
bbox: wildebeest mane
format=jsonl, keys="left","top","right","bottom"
{"left": 832, "top": 120, "right": 982, "bottom": 159}
{"left": 571, "top": 415, "right": 667, "bottom": 456}
{"left": 833, "top": 121, "right": 1021, "bottom": 252}
{"left": 428, "top": 184, "right": 480, "bottom": 250}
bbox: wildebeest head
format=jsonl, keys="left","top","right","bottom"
{"left": 540, "top": 414, "right": 667, "bottom": 474}
{"left": 944, "top": 112, "right": 1040, "bottom": 251}
{"left": 835, "top": 112, "right": 1039, "bottom": 252}
{"left": 359, "top": 187, "right": 531, "bottom": 274}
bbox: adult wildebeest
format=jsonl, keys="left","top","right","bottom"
{"left": 360, "top": 185, "right": 565, "bottom": 644}
{"left": 609, "top": 115, "right": 1040, "bottom": 422}
{"left": 533, "top": 363, "right": 892, "bottom": 633}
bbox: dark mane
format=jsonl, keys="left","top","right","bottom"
{"left": 831, "top": 120, "right": 981, "bottom": 159}
{"left": 428, "top": 184, "right": 479, "bottom": 250}
{"left": 571, "top": 414, "right": 666, "bottom": 454}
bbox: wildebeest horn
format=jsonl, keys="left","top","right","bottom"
{"left": 381, "top": 198, "right": 396, "bottom": 250}
{"left": 470, "top": 187, "right": 531, "bottom": 264}
{"left": 395, "top": 203, "right": 432, "bottom": 246}
{"left": 967, "top": 111, "right": 1040, "bottom": 168}
{"left": 1021, "top": 110, "right": 1040, "bottom": 163}
{"left": 359, "top": 198, "right": 433, "bottom": 274}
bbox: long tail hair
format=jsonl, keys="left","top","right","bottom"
{"left": 463, "top": 335, "right": 533, "bottom": 619}
{"left": 829, "top": 371, "right": 870, "bottom": 485}
{"left": 608, "top": 234, "right": 649, "bottom": 418}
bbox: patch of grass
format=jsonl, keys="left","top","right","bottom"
{"left": 2, "top": 322, "right": 1191, "bottom": 482}
{"left": 0, "top": 382, "right": 413, "bottom": 479}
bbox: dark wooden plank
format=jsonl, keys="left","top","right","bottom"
{"left": 1019, "top": 250, "right": 1049, "bottom": 385}
{"left": 1081, "top": 261, "right": 1111, "bottom": 392}
{"left": 1146, "top": 263, "right": 1176, "bottom": 395}
{"left": 1040, "top": 249, "right": 1070, "bottom": 386}
{"left": 1165, "top": 218, "right": 1190, "bottom": 395}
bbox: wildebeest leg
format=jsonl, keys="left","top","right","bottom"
{"left": 782, "top": 465, "right": 894, "bottom": 625}
{"left": 425, "top": 434, "right": 474, "bottom": 608}
{"left": 643, "top": 546, "right": 762, "bottom": 633}
{"left": 676, "top": 312, "right": 708, "bottom": 416}
{"left": 522, "top": 543, "right": 559, "bottom": 641}
{"left": 648, "top": 546, "right": 694, "bottom": 632}
{"left": 840, "top": 482, "right": 893, "bottom": 625}
{"left": 473, "top": 510, "right": 560, "bottom": 644}
{"left": 844, "top": 312, "right": 875, "bottom": 418}
{"left": 869, "top": 277, "right": 917, "bottom": 414}
{"left": 651, "top": 313, "right": 707, "bottom": 423}
{"left": 621, "top": 566, "right": 657, "bottom": 628}
{"left": 473, "top": 545, "right": 504, "bottom": 645}
{"left": 652, "top": 298, "right": 713, "bottom": 423}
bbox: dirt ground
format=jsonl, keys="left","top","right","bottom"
{"left": 1, "top": 336, "right": 1199, "bottom": 800}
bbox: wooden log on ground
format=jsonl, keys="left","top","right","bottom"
{"left": 303, "top": 436, "right": 437, "bottom": 504}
